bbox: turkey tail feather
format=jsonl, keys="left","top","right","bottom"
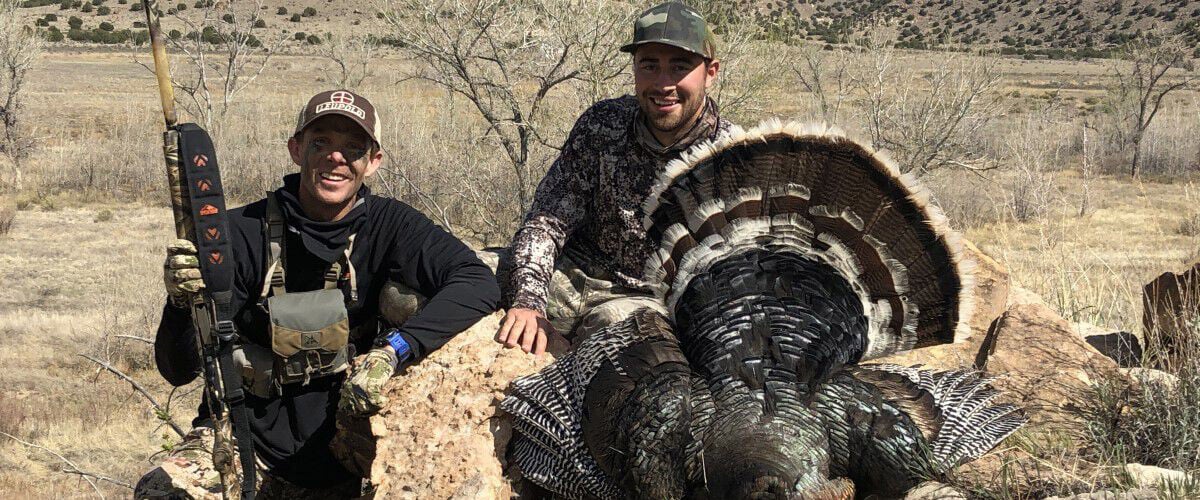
{"left": 642, "top": 121, "right": 974, "bottom": 362}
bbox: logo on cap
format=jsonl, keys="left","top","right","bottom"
{"left": 316, "top": 92, "right": 367, "bottom": 120}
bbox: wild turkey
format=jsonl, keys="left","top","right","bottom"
{"left": 502, "top": 121, "right": 1027, "bottom": 499}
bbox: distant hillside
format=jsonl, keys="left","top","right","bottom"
{"left": 753, "top": 0, "right": 1200, "bottom": 57}
{"left": 19, "top": 0, "right": 1200, "bottom": 59}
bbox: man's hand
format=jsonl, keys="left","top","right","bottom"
{"left": 497, "top": 308, "right": 555, "bottom": 355}
{"left": 339, "top": 348, "right": 396, "bottom": 416}
{"left": 164, "top": 239, "right": 204, "bottom": 308}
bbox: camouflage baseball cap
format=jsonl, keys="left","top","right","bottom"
{"left": 619, "top": 1, "right": 716, "bottom": 60}
{"left": 294, "top": 89, "right": 381, "bottom": 147}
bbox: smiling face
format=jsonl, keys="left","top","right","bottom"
{"left": 287, "top": 114, "right": 383, "bottom": 222}
{"left": 633, "top": 42, "right": 719, "bottom": 146}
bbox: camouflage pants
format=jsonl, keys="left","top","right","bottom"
{"left": 134, "top": 426, "right": 363, "bottom": 500}
{"left": 476, "top": 248, "right": 665, "bottom": 343}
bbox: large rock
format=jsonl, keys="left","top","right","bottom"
{"left": 1142, "top": 261, "right": 1200, "bottom": 368}
{"left": 339, "top": 312, "right": 567, "bottom": 499}
{"left": 1124, "top": 463, "right": 1193, "bottom": 490}
{"left": 1080, "top": 329, "right": 1143, "bottom": 368}
{"left": 877, "top": 297, "right": 1125, "bottom": 430}
{"left": 961, "top": 239, "right": 1010, "bottom": 340}
{"left": 978, "top": 302, "right": 1123, "bottom": 429}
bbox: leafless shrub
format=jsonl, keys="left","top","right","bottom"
{"left": 140, "top": 0, "right": 284, "bottom": 139}
{"left": 796, "top": 22, "right": 1003, "bottom": 177}
{"left": 378, "top": 0, "right": 633, "bottom": 239}
{"left": 1104, "top": 32, "right": 1197, "bottom": 177}
{"left": 0, "top": 0, "right": 43, "bottom": 191}
{"left": 1138, "top": 105, "right": 1200, "bottom": 177}
{"left": 1004, "top": 111, "right": 1062, "bottom": 222}
{"left": 860, "top": 46, "right": 1004, "bottom": 177}
{"left": 789, "top": 43, "right": 854, "bottom": 124}
{"left": 319, "top": 33, "right": 379, "bottom": 90}
{"left": 1078, "top": 120, "right": 1099, "bottom": 217}
{"left": 1177, "top": 184, "right": 1200, "bottom": 237}
{"left": 922, "top": 170, "right": 1004, "bottom": 230}
{"left": 687, "top": 0, "right": 774, "bottom": 123}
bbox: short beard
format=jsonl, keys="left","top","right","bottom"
{"left": 642, "top": 93, "right": 705, "bottom": 141}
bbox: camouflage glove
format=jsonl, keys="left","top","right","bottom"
{"left": 339, "top": 348, "right": 397, "bottom": 416}
{"left": 164, "top": 239, "right": 204, "bottom": 308}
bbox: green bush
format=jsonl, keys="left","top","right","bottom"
{"left": 293, "top": 30, "right": 305, "bottom": 40}
{"left": 59, "top": 0, "right": 71, "bottom": 9}
{"left": 117, "top": 0, "right": 125, "bottom": 3}
{"left": 289, "top": 13, "right": 299, "bottom": 22}
{"left": 129, "top": 2, "right": 140, "bottom": 10}
{"left": 44, "top": 13, "right": 57, "bottom": 21}
{"left": 132, "top": 29, "right": 148, "bottom": 45}
{"left": 176, "top": 2, "right": 185, "bottom": 10}
{"left": 67, "top": 27, "right": 86, "bottom": 40}
{"left": 221, "top": 13, "right": 233, "bottom": 23}
{"left": 80, "top": 2, "right": 92, "bottom": 12}
{"left": 301, "top": 6, "right": 315, "bottom": 16}
{"left": 68, "top": 15, "right": 82, "bottom": 28}
{"left": 45, "top": 28, "right": 65, "bottom": 42}
{"left": 132, "top": 20, "right": 144, "bottom": 28}
{"left": 98, "top": 21, "right": 112, "bottom": 31}
{"left": 305, "top": 34, "right": 320, "bottom": 45}
{"left": 276, "top": 6, "right": 285, "bottom": 15}
{"left": 35, "top": 18, "right": 49, "bottom": 27}
{"left": 254, "top": 18, "right": 265, "bottom": 28}
{"left": 96, "top": 5, "right": 109, "bottom": 14}
{"left": 168, "top": 28, "right": 180, "bottom": 39}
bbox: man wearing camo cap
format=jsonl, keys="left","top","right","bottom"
{"left": 136, "top": 89, "right": 498, "bottom": 498}
{"left": 495, "top": 1, "right": 734, "bottom": 355}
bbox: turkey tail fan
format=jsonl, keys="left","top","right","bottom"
{"left": 642, "top": 121, "right": 974, "bottom": 363}
{"left": 851, "top": 364, "right": 1028, "bottom": 469}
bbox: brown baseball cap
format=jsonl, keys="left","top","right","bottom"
{"left": 294, "top": 89, "right": 382, "bottom": 147}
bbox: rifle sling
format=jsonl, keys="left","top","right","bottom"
{"left": 178, "top": 123, "right": 258, "bottom": 499}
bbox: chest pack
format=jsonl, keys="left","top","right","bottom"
{"left": 239, "top": 194, "right": 360, "bottom": 394}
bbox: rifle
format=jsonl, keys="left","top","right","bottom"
{"left": 141, "top": 1, "right": 257, "bottom": 498}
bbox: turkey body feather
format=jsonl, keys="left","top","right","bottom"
{"left": 502, "top": 122, "right": 1026, "bottom": 499}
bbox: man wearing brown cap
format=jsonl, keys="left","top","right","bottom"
{"left": 137, "top": 90, "right": 499, "bottom": 498}
{"left": 495, "top": 1, "right": 733, "bottom": 355}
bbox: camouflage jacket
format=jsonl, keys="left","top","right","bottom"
{"left": 507, "top": 95, "right": 733, "bottom": 313}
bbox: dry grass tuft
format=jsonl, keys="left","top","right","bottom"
{"left": 0, "top": 199, "right": 13, "bottom": 236}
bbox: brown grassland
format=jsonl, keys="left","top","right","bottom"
{"left": 0, "top": 40, "right": 1198, "bottom": 498}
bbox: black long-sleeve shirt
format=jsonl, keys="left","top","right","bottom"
{"left": 154, "top": 180, "right": 499, "bottom": 488}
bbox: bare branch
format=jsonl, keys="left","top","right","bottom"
{"left": 115, "top": 335, "right": 154, "bottom": 345}
{"left": 0, "top": 430, "right": 132, "bottom": 497}
{"left": 79, "top": 354, "right": 186, "bottom": 438}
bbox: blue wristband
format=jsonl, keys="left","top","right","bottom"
{"left": 383, "top": 329, "right": 412, "bottom": 362}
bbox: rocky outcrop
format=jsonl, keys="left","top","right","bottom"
{"left": 337, "top": 312, "right": 568, "bottom": 499}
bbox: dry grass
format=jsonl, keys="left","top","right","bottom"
{"left": 0, "top": 43, "right": 1197, "bottom": 497}
{"left": 0, "top": 198, "right": 13, "bottom": 236}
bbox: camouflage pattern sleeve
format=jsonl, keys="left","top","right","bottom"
{"left": 507, "top": 109, "right": 600, "bottom": 313}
